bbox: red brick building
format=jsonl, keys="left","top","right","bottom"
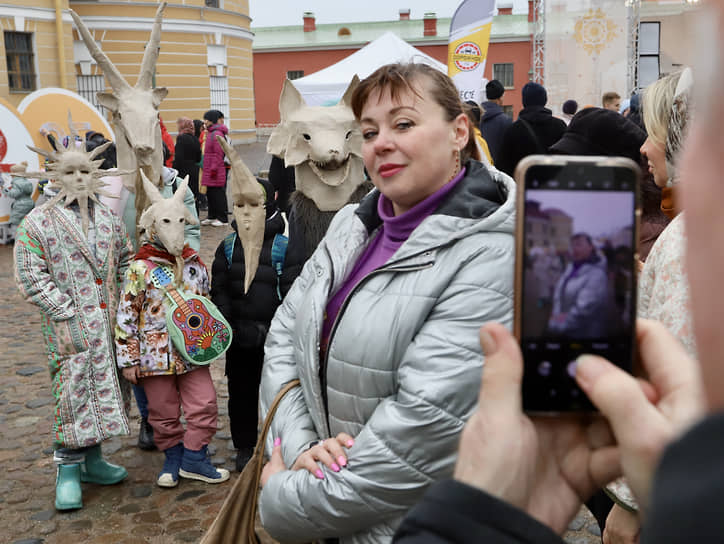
{"left": 252, "top": 4, "right": 535, "bottom": 126}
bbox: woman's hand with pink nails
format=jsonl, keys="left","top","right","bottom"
{"left": 291, "top": 432, "right": 356, "bottom": 478}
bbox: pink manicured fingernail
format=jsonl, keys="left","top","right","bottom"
{"left": 273, "top": 437, "right": 281, "bottom": 447}
{"left": 346, "top": 439, "right": 354, "bottom": 447}
{"left": 331, "top": 463, "right": 340, "bottom": 472}
{"left": 338, "top": 456, "right": 347, "bottom": 467}
{"left": 315, "top": 469, "right": 324, "bottom": 479}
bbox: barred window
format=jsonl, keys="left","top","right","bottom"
{"left": 205, "top": 0, "right": 219, "bottom": 7}
{"left": 287, "top": 70, "right": 304, "bottom": 80}
{"left": 210, "top": 75, "right": 229, "bottom": 126}
{"left": 492, "top": 63, "right": 514, "bottom": 89}
{"left": 5, "top": 32, "right": 36, "bottom": 92}
{"left": 77, "top": 75, "right": 107, "bottom": 115}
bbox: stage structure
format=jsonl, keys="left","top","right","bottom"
{"left": 535, "top": 0, "right": 641, "bottom": 114}
{"left": 626, "top": 0, "right": 642, "bottom": 96}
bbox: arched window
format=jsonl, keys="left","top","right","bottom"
{"left": 338, "top": 27, "right": 351, "bottom": 37}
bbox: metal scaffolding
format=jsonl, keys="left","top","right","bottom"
{"left": 626, "top": 0, "right": 642, "bottom": 96}
{"left": 532, "top": 0, "right": 545, "bottom": 83}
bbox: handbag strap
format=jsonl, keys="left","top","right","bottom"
{"left": 250, "top": 379, "right": 301, "bottom": 490}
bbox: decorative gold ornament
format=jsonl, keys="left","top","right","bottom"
{"left": 574, "top": 8, "right": 620, "bottom": 56}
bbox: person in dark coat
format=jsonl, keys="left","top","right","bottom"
{"left": 268, "top": 155, "right": 295, "bottom": 215}
{"left": 496, "top": 82, "right": 567, "bottom": 177}
{"left": 210, "top": 178, "right": 304, "bottom": 471}
{"left": 85, "top": 131, "right": 117, "bottom": 170}
{"left": 479, "top": 79, "right": 512, "bottom": 165}
{"left": 173, "top": 117, "right": 202, "bottom": 211}
{"left": 549, "top": 106, "right": 669, "bottom": 263}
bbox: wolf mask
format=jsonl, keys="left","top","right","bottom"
{"left": 267, "top": 77, "right": 365, "bottom": 212}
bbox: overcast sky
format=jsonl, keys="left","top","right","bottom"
{"left": 249, "top": 0, "right": 529, "bottom": 27}
{"left": 527, "top": 190, "right": 635, "bottom": 239}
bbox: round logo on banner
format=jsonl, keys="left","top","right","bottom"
{"left": 0, "top": 129, "right": 7, "bottom": 163}
{"left": 453, "top": 42, "right": 482, "bottom": 71}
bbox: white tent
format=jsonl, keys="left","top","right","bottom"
{"left": 291, "top": 32, "right": 447, "bottom": 106}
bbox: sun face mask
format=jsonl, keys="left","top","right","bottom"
{"left": 216, "top": 135, "right": 266, "bottom": 293}
{"left": 20, "top": 113, "right": 121, "bottom": 235}
{"left": 267, "top": 77, "right": 366, "bottom": 212}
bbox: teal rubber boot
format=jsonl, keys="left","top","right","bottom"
{"left": 55, "top": 463, "right": 82, "bottom": 511}
{"left": 80, "top": 445, "right": 128, "bottom": 485}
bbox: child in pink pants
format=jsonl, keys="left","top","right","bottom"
{"left": 115, "top": 244, "right": 230, "bottom": 488}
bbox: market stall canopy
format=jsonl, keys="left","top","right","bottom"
{"left": 291, "top": 32, "right": 446, "bottom": 106}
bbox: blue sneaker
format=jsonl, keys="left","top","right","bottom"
{"left": 157, "top": 443, "right": 184, "bottom": 488}
{"left": 179, "top": 445, "right": 230, "bottom": 484}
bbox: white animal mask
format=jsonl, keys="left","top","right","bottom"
{"left": 21, "top": 113, "right": 120, "bottom": 235}
{"left": 217, "top": 135, "right": 266, "bottom": 294}
{"left": 70, "top": 3, "right": 167, "bottom": 233}
{"left": 138, "top": 170, "right": 197, "bottom": 259}
{"left": 267, "top": 77, "right": 365, "bottom": 211}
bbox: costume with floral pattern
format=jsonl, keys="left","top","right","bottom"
{"left": 14, "top": 202, "right": 134, "bottom": 448}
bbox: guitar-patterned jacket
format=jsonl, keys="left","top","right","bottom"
{"left": 115, "top": 244, "right": 209, "bottom": 376}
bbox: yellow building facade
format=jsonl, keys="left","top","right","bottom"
{"left": 0, "top": 0, "right": 255, "bottom": 141}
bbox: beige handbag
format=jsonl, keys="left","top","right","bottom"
{"left": 200, "top": 379, "right": 301, "bottom": 544}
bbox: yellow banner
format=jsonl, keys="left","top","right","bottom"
{"left": 447, "top": 22, "right": 493, "bottom": 77}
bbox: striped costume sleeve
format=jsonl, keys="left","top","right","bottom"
{"left": 13, "top": 218, "right": 75, "bottom": 321}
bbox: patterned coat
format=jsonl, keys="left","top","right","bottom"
{"left": 14, "top": 202, "right": 134, "bottom": 449}
{"left": 115, "top": 249, "right": 210, "bottom": 377}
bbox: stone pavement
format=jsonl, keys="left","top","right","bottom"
{"left": 0, "top": 139, "right": 602, "bottom": 543}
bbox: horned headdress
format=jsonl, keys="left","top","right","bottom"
{"left": 70, "top": 2, "right": 168, "bottom": 227}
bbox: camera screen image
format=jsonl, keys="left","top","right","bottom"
{"left": 522, "top": 189, "right": 635, "bottom": 340}
{"left": 520, "top": 169, "right": 637, "bottom": 412}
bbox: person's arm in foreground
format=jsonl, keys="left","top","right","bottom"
{"left": 393, "top": 319, "right": 703, "bottom": 543}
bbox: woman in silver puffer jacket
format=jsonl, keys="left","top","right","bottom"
{"left": 258, "top": 63, "right": 516, "bottom": 544}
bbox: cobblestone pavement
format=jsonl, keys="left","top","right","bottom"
{"left": 0, "top": 139, "right": 601, "bottom": 543}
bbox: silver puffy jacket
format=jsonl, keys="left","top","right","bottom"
{"left": 258, "top": 161, "right": 516, "bottom": 544}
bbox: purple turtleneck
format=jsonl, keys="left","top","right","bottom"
{"left": 320, "top": 167, "right": 467, "bottom": 352}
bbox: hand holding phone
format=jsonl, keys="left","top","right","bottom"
{"left": 513, "top": 155, "right": 640, "bottom": 413}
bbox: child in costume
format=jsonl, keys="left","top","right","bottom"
{"left": 210, "top": 156, "right": 304, "bottom": 471}
{"left": 115, "top": 172, "right": 230, "bottom": 488}
{"left": 13, "top": 126, "right": 133, "bottom": 511}
{"left": 2, "top": 163, "right": 35, "bottom": 240}
{"left": 120, "top": 149, "right": 201, "bottom": 452}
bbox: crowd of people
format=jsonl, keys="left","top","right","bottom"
{"left": 7, "top": 1, "right": 724, "bottom": 541}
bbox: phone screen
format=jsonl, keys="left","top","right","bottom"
{"left": 519, "top": 162, "right": 638, "bottom": 412}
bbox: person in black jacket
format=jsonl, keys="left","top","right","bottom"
{"left": 210, "top": 178, "right": 304, "bottom": 471}
{"left": 480, "top": 79, "right": 512, "bottom": 165}
{"left": 173, "top": 117, "right": 202, "bottom": 212}
{"left": 268, "top": 155, "right": 295, "bottom": 216}
{"left": 496, "top": 82, "right": 567, "bottom": 177}
{"left": 392, "top": 320, "right": 705, "bottom": 544}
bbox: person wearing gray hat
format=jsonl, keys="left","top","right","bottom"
{"left": 480, "top": 80, "right": 512, "bottom": 165}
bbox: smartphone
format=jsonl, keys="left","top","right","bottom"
{"left": 513, "top": 155, "right": 641, "bottom": 413}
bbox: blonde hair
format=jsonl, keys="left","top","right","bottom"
{"left": 642, "top": 72, "right": 682, "bottom": 146}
